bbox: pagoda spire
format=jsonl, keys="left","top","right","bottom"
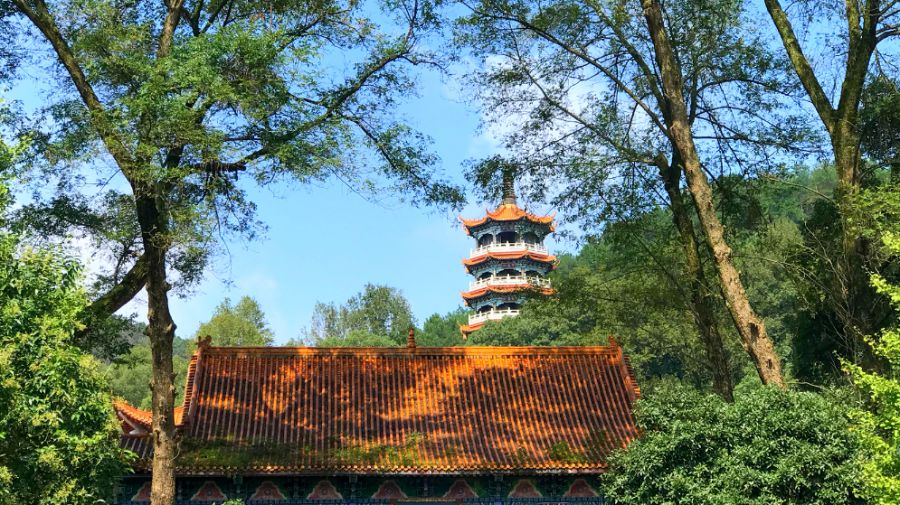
{"left": 501, "top": 168, "right": 517, "bottom": 206}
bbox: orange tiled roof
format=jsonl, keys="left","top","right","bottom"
{"left": 461, "top": 285, "right": 555, "bottom": 301}
{"left": 459, "top": 322, "right": 484, "bottom": 334}
{"left": 115, "top": 343, "right": 640, "bottom": 475}
{"left": 460, "top": 204, "right": 556, "bottom": 233}
{"left": 463, "top": 251, "right": 557, "bottom": 269}
{"left": 116, "top": 401, "right": 185, "bottom": 428}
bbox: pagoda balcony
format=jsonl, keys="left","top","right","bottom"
{"left": 469, "top": 274, "right": 552, "bottom": 291}
{"left": 468, "top": 308, "right": 521, "bottom": 325}
{"left": 470, "top": 241, "right": 548, "bottom": 257}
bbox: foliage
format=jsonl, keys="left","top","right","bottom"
{"left": 0, "top": 165, "right": 129, "bottom": 503}
{"left": 860, "top": 75, "right": 900, "bottom": 173}
{"left": 418, "top": 307, "right": 468, "bottom": 346}
{"left": 455, "top": 0, "right": 808, "bottom": 228}
{"left": 844, "top": 233, "right": 900, "bottom": 505}
{"left": 312, "top": 329, "right": 400, "bottom": 348}
{"left": 464, "top": 165, "right": 895, "bottom": 386}
{"left": 602, "top": 382, "right": 864, "bottom": 505}
{"left": 106, "top": 334, "right": 192, "bottom": 409}
{"left": 195, "top": 296, "right": 274, "bottom": 346}
{"left": 302, "top": 284, "right": 416, "bottom": 346}
{"left": 467, "top": 231, "right": 726, "bottom": 386}
{"left": 9, "top": 0, "right": 464, "bottom": 298}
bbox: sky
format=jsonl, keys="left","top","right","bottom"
{"left": 6, "top": 44, "right": 565, "bottom": 345}
{"left": 159, "top": 68, "right": 562, "bottom": 343}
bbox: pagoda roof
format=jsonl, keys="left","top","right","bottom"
{"left": 459, "top": 321, "right": 485, "bottom": 334}
{"left": 461, "top": 285, "right": 555, "bottom": 302}
{"left": 115, "top": 341, "right": 640, "bottom": 476}
{"left": 463, "top": 250, "right": 557, "bottom": 271}
{"left": 460, "top": 204, "right": 556, "bottom": 234}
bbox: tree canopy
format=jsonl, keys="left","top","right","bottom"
{"left": 6, "top": 0, "right": 465, "bottom": 499}
{"left": 302, "top": 284, "right": 416, "bottom": 346}
{"left": 602, "top": 382, "right": 864, "bottom": 505}
{"left": 195, "top": 296, "right": 274, "bottom": 346}
{"left": 0, "top": 153, "right": 129, "bottom": 504}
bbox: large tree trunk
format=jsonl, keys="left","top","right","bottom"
{"left": 134, "top": 192, "right": 178, "bottom": 505}
{"left": 763, "top": 0, "right": 881, "bottom": 361}
{"left": 658, "top": 155, "right": 734, "bottom": 400}
{"left": 642, "top": 0, "right": 786, "bottom": 388}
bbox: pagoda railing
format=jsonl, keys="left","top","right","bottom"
{"left": 468, "top": 308, "right": 521, "bottom": 325}
{"left": 470, "top": 241, "right": 548, "bottom": 257}
{"left": 469, "top": 275, "right": 551, "bottom": 291}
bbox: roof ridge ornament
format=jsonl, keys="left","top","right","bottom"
{"left": 407, "top": 327, "right": 416, "bottom": 349}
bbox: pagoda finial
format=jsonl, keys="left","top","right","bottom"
{"left": 501, "top": 167, "right": 517, "bottom": 206}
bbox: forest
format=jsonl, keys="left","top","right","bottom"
{"left": 0, "top": 0, "right": 899, "bottom": 504}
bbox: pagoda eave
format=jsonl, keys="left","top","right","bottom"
{"left": 461, "top": 285, "right": 555, "bottom": 301}
{"left": 459, "top": 204, "right": 556, "bottom": 235}
{"left": 463, "top": 251, "right": 557, "bottom": 269}
{"left": 459, "top": 322, "right": 484, "bottom": 335}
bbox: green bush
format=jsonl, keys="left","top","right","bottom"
{"left": 844, "top": 232, "right": 900, "bottom": 505}
{"left": 0, "top": 166, "right": 129, "bottom": 503}
{"left": 602, "top": 382, "right": 864, "bottom": 504}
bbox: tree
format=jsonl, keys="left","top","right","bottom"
{"left": 419, "top": 307, "right": 468, "bottom": 346}
{"left": 302, "top": 284, "right": 416, "bottom": 346}
{"left": 195, "top": 296, "right": 274, "bottom": 346}
{"left": 456, "top": 0, "right": 800, "bottom": 390}
{"left": 639, "top": 0, "right": 784, "bottom": 386}
{"left": 313, "top": 329, "right": 400, "bottom": 348}
{"left": 106, "top": 335, "right": 192, "bottom": 409}
{"left": 845, "top": 232, "right": 900, "bottom": 504}
{"left": 763, "top": 0, "right": 900, "bottom": 345}
{"left": 8, "top": 1, "right": 462, "bottom": 502}
{"left": 602, "top": 382, "right": 864, "bottom": 504}
{"left": 468, "top": 232, "right": 728, "bottom": 386}
{"left": 0, "top": 171, "right": 129, "bottom": 503}
{"left": 860, "top": 75, "right": 900, "bottom": 180}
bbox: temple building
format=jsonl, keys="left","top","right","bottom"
{"left": 459, "top": 172, "right": 557, "bottom": 335}
{"left": 114, "top": 335, "right": 640, "bottom": 504}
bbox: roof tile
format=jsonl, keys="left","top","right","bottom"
{"left": 117, "top": 344, "right": 639, "bottom": 475}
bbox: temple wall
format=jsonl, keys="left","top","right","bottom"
{"left": 117, "top": 475, "right": 603, "bottom": 504}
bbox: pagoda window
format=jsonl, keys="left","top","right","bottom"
{"left": 478, "top": 272, "right": 493, "bottom": 280}
{"left": 478, "top": 234, "right": 495, "bottom": 246}
{"left": 478, "top": 305, "right": 494, "bottom": 313}
{"left": 498, "top": 302, "right": 520, "bottom": 311}
{"left": 522, "top": 232, "right": 540, "bottom": 244}
{"left": 498, "top": 231, "right": 518, "bottom": 244}
{"left": 525, "top": 270, "right": 541, "bottom": 278}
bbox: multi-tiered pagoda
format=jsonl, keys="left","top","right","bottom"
{"left": 459, "top": 172, "right": 557, "bottom": 335}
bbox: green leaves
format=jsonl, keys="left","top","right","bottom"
{"left": 195, "top": 295, "right": 275, "bottom": 346}
{"left": 303, "top": 284, "right": 416, "bottom": 346}
{"left": 0, "top": 183, "right": 129, "bottom": 505}
{"left": 843, "top": 234, "right": 900, "bottom": 505}
{"left": 602, "top": 382, "right": 864, "bottom": 505}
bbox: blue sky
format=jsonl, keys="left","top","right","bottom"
{"left": 182, "top": 67, "right": 564, "bottom": 343}
{"left": 7, "top": 52, "right": 565, "bottom": 344}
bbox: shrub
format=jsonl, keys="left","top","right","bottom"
{"left": 602, "top": 382, "right": 864, "bottom": 505}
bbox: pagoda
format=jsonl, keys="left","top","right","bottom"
{"left": 459, "top": 171, "right": 557, "bottom": 334}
